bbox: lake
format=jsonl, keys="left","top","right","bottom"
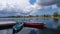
{"left": 0, "top": 18, "right": 60, "bottom": 34}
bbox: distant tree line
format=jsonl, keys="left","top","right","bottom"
{"left": 53, "top": 12, "right": 60, "bottom": 17}
{"left": 0, "top": 11, "right": 60, "bottom": 18}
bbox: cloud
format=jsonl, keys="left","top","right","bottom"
{"left": 36, "top": 0, "right": 60, "bottom": 7}
{"left": 0, "top": 0, "right": 60, "bottom": 16}
{"left": 29, "top": 0, "right": 60, "bottom": 15}
{"left": 0, "top": 0, "right": 35, "bottom": 16}
{"left": 0, "top": 0, "right": 33, "bottom": 11}
{"left": 0, "top": 0, "right": 45, "bottom": 16}
{"left": 32, "top": 0, "right": 60, "bottom": 12}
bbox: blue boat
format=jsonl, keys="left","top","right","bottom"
{"left": 13, "top": 22, "right": 23, "bottom": 33}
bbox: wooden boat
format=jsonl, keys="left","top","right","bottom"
{"left": 23, "top": 22, "right": 46, "bottom": 29}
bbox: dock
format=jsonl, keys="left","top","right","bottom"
{"left": 0, "top": 21, "right": 17, "bottom": 26}
{"left": 0, "top": 21, "right": 17, "bottom": 34}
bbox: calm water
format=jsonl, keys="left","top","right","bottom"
{"left": 0, "top": 18, "right": 60, "bottom": 34}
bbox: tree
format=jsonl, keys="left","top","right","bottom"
{"left": 29, "top": 15, "right": 33, "bottom": 17}
{"left": 36, "top": 15, "right": 39, "bottom": 17}
{"left": 53, "top": 12, "right": 59, "bottom": 17}
{"left": 43, "top": 14, "right": 50, "bottom": 17}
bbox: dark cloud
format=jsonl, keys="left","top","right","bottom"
{"left": 0, "top": 8, "right": 32, "bottom": 16}
{"left": 57, "top": 2, "right": 60, "bottom": 7}
{"left": 37, "top": 0, "right": 60, "bottom": 7}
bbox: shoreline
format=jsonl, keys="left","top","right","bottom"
{"left": 0, "top": 17, "right": 60, "bottom": 19}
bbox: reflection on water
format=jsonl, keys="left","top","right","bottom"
{"left": 52, "top": 18, "right": 59, "bottom": 29}
{"left": 38, "top": 28, "right": 60, "bottom": 34}
{"left": 0, "top": 18, "right": 60, "bottom": 34}
{"left": 29, "top": 30, "right": 37, "bottom": 34}
{"left": 0, "top": 18, "right": 60, "bottom": 28}
{"left": 53, "top": 18, "right": 59, "bottom": 23}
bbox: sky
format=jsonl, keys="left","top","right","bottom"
{"left": 0, "top": 0, "right": 60, "bottom": 16}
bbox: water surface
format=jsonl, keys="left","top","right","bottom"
{"left": 0, "top": 18, "right": 60, "bottom": 34}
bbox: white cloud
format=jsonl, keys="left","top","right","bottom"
{"left": 28, "top": 0, "right": 60, "bottom": 15}
{"left": 0, "top": 0, "right": 59, "bottom": 16}
{"left": 0, "top": 0, "right": 44, "bottom": 16}
{"left": 0, "top": 0, "right": 32, "bottom": 12}
{"left": 51, "top": 4, "right": 58, "bottom": 9}
{"left": 0, "top": 0, "right": 42, "bottom": 13}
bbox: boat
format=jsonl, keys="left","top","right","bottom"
{"left": 13, "top": 23, "right": 23, "bottom": 33}
{"left": 23, "top": 22, "right": 46, "bottom": 29}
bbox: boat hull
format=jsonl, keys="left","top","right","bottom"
{"left": 13, "top": 23, "right": 23, "bottom": 33}
{"left": 24, "top": 22, "right": 46, "bottom": 29}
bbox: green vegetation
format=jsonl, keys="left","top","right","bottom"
{"left": 53, "top": 12, "right": 60, "bottom": 18}
{"left": 0, "top": 11, "right": 60, "bottom": 18}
